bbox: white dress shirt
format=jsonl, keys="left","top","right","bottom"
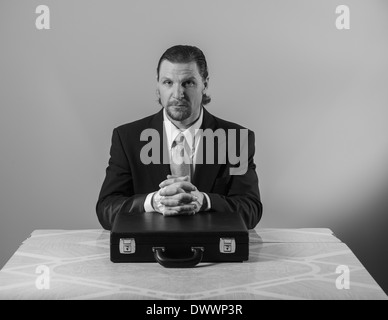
{"left": 144, "top": 107, "right": 211, "bottom": 212}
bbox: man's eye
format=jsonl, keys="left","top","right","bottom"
{"left": 163, "top": 80, "right": 172, "bottom": 85}
{"left": 184, "top": 81, "right": 195, "bottom": 87}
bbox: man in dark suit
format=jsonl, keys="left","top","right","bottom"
{"left": 96, "top": 45, "right": 262, "bottom": 230}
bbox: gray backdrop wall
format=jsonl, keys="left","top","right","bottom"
{"left": 1, "top": 0, "right": 388, "bottom": 294}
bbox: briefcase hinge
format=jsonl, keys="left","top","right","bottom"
{"left": 120, "top": 238, "right": 136, "bottom": 254}
{"left": 219, "top": 238, "right": 236, "bottom": 253}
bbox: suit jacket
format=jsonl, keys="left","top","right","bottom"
{"left": 96, "top": 107, "right": 263, "bottom": 230}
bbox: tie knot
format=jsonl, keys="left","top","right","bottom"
{"left": 173, "top": 133, "right": 185, "bottom": 147}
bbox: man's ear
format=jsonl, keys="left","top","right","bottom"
{"left": 203, "top": 77, "right": 209, "bottom": 92}
{"left": 156, "top": 88, "right": 160, "bottom": 98}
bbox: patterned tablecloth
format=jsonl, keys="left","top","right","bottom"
{"left": 0, "top": 228, "right": 386, "bottom": 300}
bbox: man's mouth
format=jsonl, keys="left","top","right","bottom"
{"left": 170, "top": 103, "right": 188, "bottom": 107}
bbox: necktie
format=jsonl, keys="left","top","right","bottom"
{"left": 170, "top": 133, "right": 191, "bottom": 180}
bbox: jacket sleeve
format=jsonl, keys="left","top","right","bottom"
{"left": 96, "top": 128, "right": 147, "bottom": 230}
{"left": 207, "top": 130, "right": 263, "bottom": 229}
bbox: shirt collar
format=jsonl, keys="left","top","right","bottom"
{"left": 163, "top": 107, "right": 203, "bottom": 149}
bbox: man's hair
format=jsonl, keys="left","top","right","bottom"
{"left": 157, "top": 45, "right": 211, "bottom": 105}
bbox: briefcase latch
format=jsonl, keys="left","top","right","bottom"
{"left": 120, "top": 238, "right": 136, "bottom": 254}
{"left": 219, "top": 238, "right": 236, "bottom": 254}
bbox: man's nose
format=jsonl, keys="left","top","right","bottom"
{"left": 172, "top": 84, "right": 184, "bottom": 99}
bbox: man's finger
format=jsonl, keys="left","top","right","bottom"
{"left": 160, "top": 197, "right": 195, "bottom": 207}
{"left": 175, "top": 204, "right": 196, "bottom": 213}
{"left": 161, "top": 209, "right": 178, "bottom": 216}
{"left": 160, "top": 199, "right": 180, "bottom": 206}
{"left": 159, "top": 175, "right": 189, "bottom": 188}
{"left": 163, "top": 208, "right": 195, "bottom": 216}
{"left": 159, "top": 186, "right": 181, "bottom": 196}
{"left": 165, "top": 204, "right": 196, "bottom": 212}
{"left": 178, "top": 181, "right": 196, "bottom": 190}
{"left": 160, "top": 194, "right": 197, "bottom": 206}
{"left": 159, "top": 182, "right": 196, "bottom": 196}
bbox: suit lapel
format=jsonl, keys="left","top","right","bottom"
{"left": 147, "top": 108, "right": 171, "bottom": 188}
{"left": 192, "top": 107, "right": 222, "bottom": 193}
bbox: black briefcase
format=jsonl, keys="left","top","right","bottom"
{"left": 110, "top": 211, "right": 249, "bottom": 267}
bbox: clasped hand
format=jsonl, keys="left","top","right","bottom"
{"left": 152, "top": 175, "right": 204, "bottom": 216}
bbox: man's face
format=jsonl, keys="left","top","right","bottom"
{"left": 157, "top": 60, "right": 207, "bottom": 126}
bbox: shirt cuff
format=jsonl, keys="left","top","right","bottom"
{"left": 203, "top": 192, "right": 211, "bottom": 211}
{"left": 144, "top": 192, "right": 156, "bottom": 212}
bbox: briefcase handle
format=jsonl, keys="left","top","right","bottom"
{"left": 152, "top": 247, "right": 204, "bottom": 268}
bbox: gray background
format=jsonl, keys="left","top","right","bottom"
{"left": 1, "top": 0, "right": 388, "bottom": 295}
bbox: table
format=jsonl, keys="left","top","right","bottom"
{"left": 0, "top": 228, "right": 386, "bottom": 300}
